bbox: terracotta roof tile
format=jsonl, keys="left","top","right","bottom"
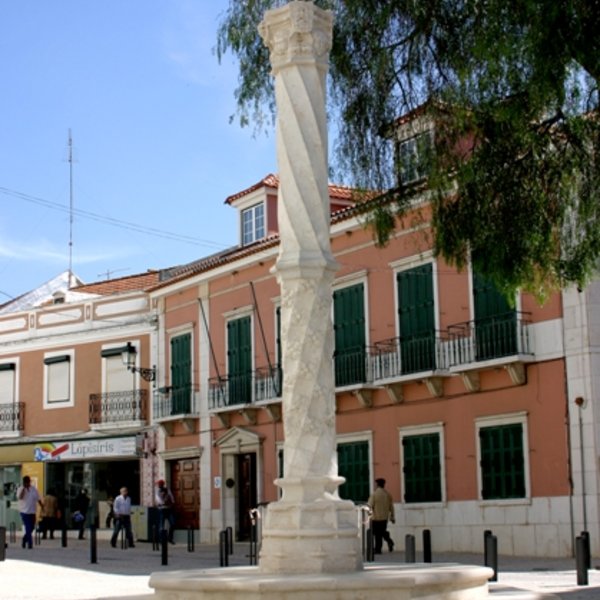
{"left": 72, "top": 271, "right": 161, "bottom": 295}
{"left": 224, "top": 173, "right": 358, "bottom": 205}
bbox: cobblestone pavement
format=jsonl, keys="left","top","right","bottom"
{"left": 0, "top": 534, "right": 599, "bottom": 599}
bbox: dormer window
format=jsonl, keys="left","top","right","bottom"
{"left": 397, "top": 130, "right": 433, "bottom": 185}
{"left": 242, "top": 203, "right": 265, "bottom": 246}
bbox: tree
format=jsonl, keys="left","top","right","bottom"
{"left": 217, "top": 0, "right": 599, "bottom": 300}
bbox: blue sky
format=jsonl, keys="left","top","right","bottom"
{"left": 0, "top": 1, "right": 277, "bottom": 300}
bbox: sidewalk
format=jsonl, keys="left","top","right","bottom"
{"left": 1, "top": 534, "right": 599, "bottom": 599}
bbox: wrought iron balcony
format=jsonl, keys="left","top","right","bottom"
{"left": 371, "top": 330, "right": 451, "bottom": 381}
{"left": 208, "top": 366, "right": 282, "bottom": 410}
{"left": 0, "top": 401, "right": 24, "bottom": 434}
{"left": 334, "top": 346, "right": 376, "bottom": 387}
{"left": 89, "top": 389, "right": 148, "bottom": 426}
{"left": 446, "top": 311, "right": 532, "bottom": 366}
{"left": 153, "top": 385, "right": 199, "bottom": 420}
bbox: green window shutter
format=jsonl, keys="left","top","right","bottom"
{"left": 337, "top": 441, "right": 370, "bottom": 502}
{"left": 473, "top": 271, "right": 517, "bottom": 360}
{"left": 402, "top": 433, "right": 442, "bottom": 503}
{"left": 480, "top": 423, "right": 525, "bottom": 499}
{"left": 397, "top": 264, "right": 435, "bottom": 374}
{"left": 170, "top": 333, "right": 192, "bottom": 414}
{"left": 227, "top": 316, "right": 252, "bottom": 405}
{"left": 333, "top": 283, "right": 366, "bottom": 386}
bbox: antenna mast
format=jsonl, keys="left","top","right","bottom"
{"left": 68, "top": 129, "right": 74, "bottom": 286}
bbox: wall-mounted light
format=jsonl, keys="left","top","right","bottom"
{"left": 121, "top": 342, "right": 156, "bottom": 382}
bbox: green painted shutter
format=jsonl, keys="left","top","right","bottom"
{"left": 473, "top": 272, "right": 517, "bottom": 360}
{"left": 227, "top": 316, "right": 252, "bottom": 405}
{"left": 337, "top": 441, "right": 370, "bottom": 502}
{"left": 333, "top": 284, "right": 366, "bottom": 386}
{"left": 480, "top": 423, "right": 525, "bottom": 499}
{"left": 397, "top": 264, "right": 435, "bottom": 374}
{"left": 402, "top": 433, "right": 442, "bottom": 503}
{"left": 170, "top": 333, "right": 191, "bottom": 414}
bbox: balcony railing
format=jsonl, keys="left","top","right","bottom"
{"left": 0, "top": 401, "right": 24, "bottom": 433}
{"left": 208, "top": 366, "right": 282, "bottom": 410}
{"left": 334, "top": 347, "right": 375, "bottom": 387}
{"left": 153, "top": 385, "right": 199, "bottom": 420}
{"left": 371, "top": 330, "right": 451, "bottom": 381}
{"left": 446, "top": 311, "right": 532, "bottom": 366}
{"left": 89, "top": 389, "right": 148, "bottom": 425}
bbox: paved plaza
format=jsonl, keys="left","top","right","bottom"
{"left": 0, "top": 533, "right": 599, "bottom": 600}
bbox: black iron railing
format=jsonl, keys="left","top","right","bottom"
{"left": 0, "top": 402, "right": 24, "bottom": 433}
{"left": 208, "top": 366, "right": 282, "bottom": 410}
{"left": 372, "top": 330, "right": 451, "bottom": 379}
{"left": 446, "top": 311, "right": 532, "bottom": 365}
{"left": 89, "top": 389, "right": 148, "bottom": 425}
{"left": 153, "top": 385, "right": 199, "bottom": 419}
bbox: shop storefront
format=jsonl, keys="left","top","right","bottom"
{"left": 33, "top": 436, "right": 141, "bottom": 529}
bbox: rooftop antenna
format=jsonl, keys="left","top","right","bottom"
{"left": 67, "top": 129, "right": 74, "bottom": 288}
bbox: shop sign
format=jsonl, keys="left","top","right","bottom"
{"left": 34, "top": 437, "right": 137, "bottom": 461}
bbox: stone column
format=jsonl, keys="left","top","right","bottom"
{"left": 258, "top": 1, "right": 362, "bottom": 574}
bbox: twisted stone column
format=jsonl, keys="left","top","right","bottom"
{"left": 258, "top": 1, "right": 362, "bottom": 574}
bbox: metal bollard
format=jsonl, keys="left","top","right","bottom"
{"left": 483, "top": 530, "right": 493, "bottom": 566}
{"left": 484, "top": 533, "right": 498, "bottom": 582}
{"left": 422, "top": 529, "right": 432, "bottom": 563}
{"left": 90, "top": 525, "right": 97, "bottom": 564}
{"left": 249, "top": 509, "right": 259, "bottom": 566}
{"left": 576, "top": 535, "right": 589, "bottom": 586}
{"left": 405, "top": 534, "right": 416, "bottom": 563}
{"left": 9, "top": 522, "right": 16, "bottom": 544}
{"left": 160, "top": 527, "right": 168, "bottom": 566}
{"left": 226, "top": 525, "right": 233, "bottom": 555}
{"left": 61, "top": 524, "right": 68, "bottom": 547}
{"left": 219, "top": 530, "right": 229, "bottom": 567}
{"left": 366, "top": 526, "right": 374, "bottom": 562}
{"left": 0, "top": 526, "right": 6, "bottom": 561}
{"left": 187, "top": 526, "right": 194, "bottom": 552}
{"left": 580, "top": 531, "right": 591, "bottom": 570}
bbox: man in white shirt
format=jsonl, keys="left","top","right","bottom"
{"left": 110, "top": 487, "right": 135, "bottom": 548}
{"left": 17, "top": 475, "right": 43, "bottom": 549}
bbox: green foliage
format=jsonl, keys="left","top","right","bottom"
{"left": 217, "top": 0, "right": 600, "bottom": 300}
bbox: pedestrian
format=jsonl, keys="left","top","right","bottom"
{"left": 110, "top": 487, "right": 135, "bottom": 548}
{"left": 73, "top": 488, "right": 90, "bottom": 539}
{"left": 105, "top": 495, "right": 115, "bottom": 529}
{"left": 155, "top": 479, "right": 176, "bottom": 544}
{"left": 17, "top": 475, "right": 43, "bottom": 549}
{"left": 40, "top": 488, "right": 59, "bottom": 539}
{"left": 368, "top": 478, "right": 395, "bottom": 554}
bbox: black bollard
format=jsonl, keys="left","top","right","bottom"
{"left": 0, "top": 526, "right": 6, "bottom": 561}
{"left": 160, "top": 527, "right": 168, "bottom": 566}
{"left": 90, "top": 525, "right": 97, "bottom": 564}
{"left": 483, "top": 530, "right": 492, "bottom": 566}
{"left": 576, "top": 535, "right": 589, "bottom": 586}
{"left": 581, "top": 531, "right": 591, "bottom": 570}
{"left": 9, "top": 522, "right": 16, "bottom": 544}
{"left": 405, "top": 534, "right": 416, "bottom": 563}
{"left": 61, "top": 524, "right": 67, "bottom": 548}
{"left": 219, "top": 530, "right": 229, "bottom": 567}
{"left": 226, "top": 525, "right": 233, "bottom": 555}
{"left": 484, "top": 533, "right": 498, "bottom": 582}
{"left": 187, "top": 526, "right": 194, "bottom": 552}
{"left": 366, "top": 525, "right": 374, "bottom": 562}
{"left": 422, "top": 529, "right": 432, "bottom": 563}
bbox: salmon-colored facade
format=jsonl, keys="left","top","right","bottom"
{"left": 1, "top": 173, "right": 599, "bottom": 557}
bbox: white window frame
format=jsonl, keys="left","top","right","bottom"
{"left": 0, "top": 359, "right": 18, "bottom": 405}
{"left": 399, "top": 422, "right": 446, "bottom": 507}
{"left": 475, "top": 411, "right": 531, "bottom": 504}
{"left": 241, "top": 202, "right": 265, "bottom": 246}
{"left": 398, "top": 130, "right": 433, "bottom": 184}
{"left": 43, "top": 350, "right": 75, "bottom": 409}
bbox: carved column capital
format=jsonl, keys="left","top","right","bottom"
{"left": 259, "top": 1, "right": 333, "bottom": 74}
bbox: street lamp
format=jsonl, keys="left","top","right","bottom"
{"left": 121, "top": 342, "right": 156, "bottom": 382}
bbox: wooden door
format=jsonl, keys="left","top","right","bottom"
{"left": 171, "top": 458, "right": 199, "bottom": 530}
